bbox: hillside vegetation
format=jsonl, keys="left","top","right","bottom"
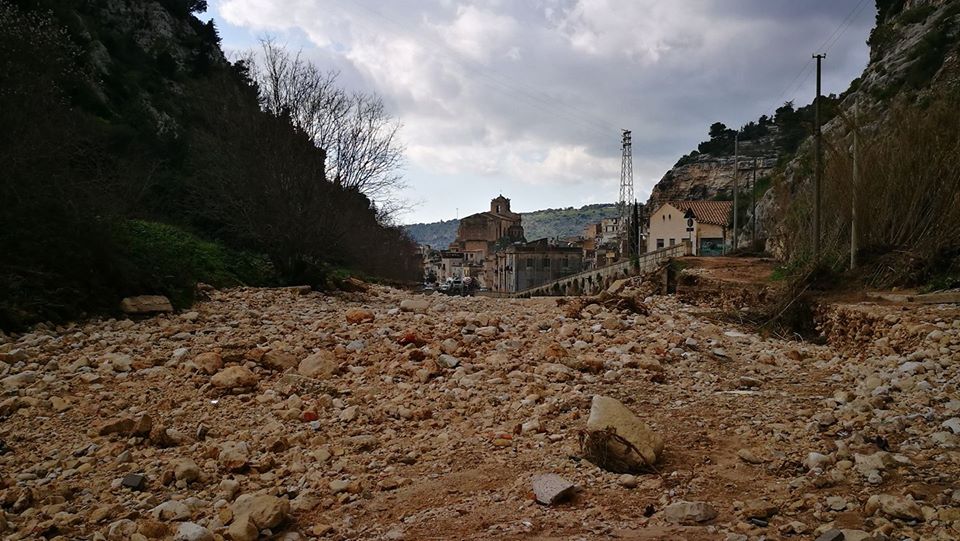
{"left": 0, "top": 0, "right": 420, "bottom": 330}
{"left": 404, "top": 203, "right": 618, "bottom": 248}
{"left": 766, "top": 0, "right": 960, "bottom": 288}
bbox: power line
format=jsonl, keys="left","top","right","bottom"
{"left": 764, "top": 0, "right": 871, "bottom": 119}
{"left": 819, "top": 0, "right": 870, "bottom": 53}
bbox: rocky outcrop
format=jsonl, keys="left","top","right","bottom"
{"left": 646, "top": 154, "right": 776, "bottom": 214}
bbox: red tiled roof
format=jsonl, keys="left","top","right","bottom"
{"left": 664, "top": 200, "right": 733, "bottom": 227}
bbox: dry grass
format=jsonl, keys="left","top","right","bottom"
{"left": 779, "top": 94, "right": 960, "bottom": 287}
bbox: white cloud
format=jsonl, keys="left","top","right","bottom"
{"left": 213, "top": 0, "right": 875, "bottom": 221}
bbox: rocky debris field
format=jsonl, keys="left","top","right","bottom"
{"left": 0, "top": 282, "right": 959, "bottom": 540}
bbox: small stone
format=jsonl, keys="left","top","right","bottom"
{"left": 230, "top": 493, "right": 290, "bottom": 530}
{"left": 120, "top": 295, "right": 173, "bottom": 314}
{"left": 618, "top": 474, "right": 638, "bottom": 488}
{"left": 437, "top": 354, "right": 460, "bottom": 368}
{"left": 173, "top": 458, "right": 200, "bottom": 483}
{"left": 261, "top": 350, "right": 298, "bottom": 370}
{"left": 192, "top": 352, "right": 223, "bottom": 375}
{"left": 531, "top": 473, "right": 576, "bottom": 505}
{"left": 211, "top": 366, "right": 258, "bottom": 390}
{"left": 298, "top": 351, "right": 337, "bottom": 379}
{"left": 218, "top": 441, "right": 251, "bottom": 471}
{"left": 173, "top": 522, "right": 213, "bottom": 541}
{"left": 737, "top": 448, "right": 764, "bottom": 464}
{"left": 121, "top": 473, "right": 146, "bottom": 491}
{"left": 826, "top": 496, "right": 847, "bottom": 511}
{"left": 742, "top": 499, "right": 778, "bottom": 519}
{"left": 872, "top": 494, "right": 924, "bottom": 521}
{"left": 399, "top": 299, "right": 429, "bottom": 313}
{"left": 814, "top": 530, "right": 844, "bottom": 541}
{"left": 662, "top": 501, "right": 718, "bottom": 524}
{"left": 345, "top": 308, "right": 375, "bottom": 324}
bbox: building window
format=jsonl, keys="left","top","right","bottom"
{"left": 656, "top": 239, "right": 664, "bottom": 249}
{"left": 525, "top": 257, "right": 533, "bottom": 270}
{"left": 542, "top": 257, "right": 550, "bottom": 269}
{"left": 669, "top": 238, "right": 676, "bottom": 246}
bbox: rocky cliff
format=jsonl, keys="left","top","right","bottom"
{"left": 644, "top": 123, "right": 781, "bottom": 222}
{"left": 646, "top": 154, "right": 777, "bottom": 212}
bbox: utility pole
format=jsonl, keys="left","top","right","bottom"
{"left": 733, "top": 133, "right": 739, "bottom": 251}
{"left": 752, "top": 157, "right": 758, "bottom": 246}
{"left": 851, "top": 97, "right": 859, "bottom": 270}
{"left": 813, "top": 53, "right": 825, "bottom": 263}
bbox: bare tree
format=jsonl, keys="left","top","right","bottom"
{"left": 250, "top": 38, "right": 405, "bottom": 204}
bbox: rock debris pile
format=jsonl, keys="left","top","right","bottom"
{"left": 0, "top": 284, "right": 958, "bottom": 540}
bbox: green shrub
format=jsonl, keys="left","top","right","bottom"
{"left": 111, "top": 220, "right": 278, "bottom": 307}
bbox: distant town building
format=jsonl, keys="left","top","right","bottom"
{"left": 494, "top": 238, "right": 583, "bottom": 293}
{"left": 448, "top": 195, "right": 525, "bottom": 286}
{"left": 647, "top": 200, "right": 732, "bottom": 256}
{"left": 599, "top": 217, "right": 621, "bottom": 246}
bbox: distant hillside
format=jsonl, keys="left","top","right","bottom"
{"left": 404, "top": 203, "right": 618, "bottom": 247}
{"left": 522, "top": 203, "right": 619, "bottom": 241}
{"left": 403, "top": 219, "right": 459, "bottom": 248}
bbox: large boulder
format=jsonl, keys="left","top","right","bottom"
{"left": 120, "top": 295, "right": 173, "bottom": 314}
{"left": 581, "top": 395, "right": 664, "bottom": 472}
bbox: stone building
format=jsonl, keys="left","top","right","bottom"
{"left": 494, "top": 239, "right": 583, "bottom": 293}
{"left": 449, "top": 195, "right": 525, "bottom": 286}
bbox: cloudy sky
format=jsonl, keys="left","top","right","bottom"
{"left": 204, "top": 0, "right": 875, "bottom": 223}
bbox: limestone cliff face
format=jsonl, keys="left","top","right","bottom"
{"left": 757, "top": 0, "right": 959, "bottom": 258}
{"left": 646, "top": 154, "right": 776, "bottom": 214}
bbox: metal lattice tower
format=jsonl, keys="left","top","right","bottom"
{"left": 618, "top": 130, "right": 633, "bottom": 244}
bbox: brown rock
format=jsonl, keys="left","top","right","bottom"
{"left": 192, "top": 352, "right": 223, "bottom": 375}
{"left": 211, "top": 366, "right": 258, "bottom": 390}
{"left": 345, "top": 308, "right": 375, "bottom": 324}
{"left": 120, "top": 295, "right": 173, "bottom": 314}
{"left": 261, "top": 350, "right": 297, "bottom": 371}
{"left": 98, "top": 417, "right": 135, "bottom": 437}
{"left": 298, "top": 351, "right": 337, "bottom": 379}
{"left": 230, "top": 493, "right": 290, "bottom": 530}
